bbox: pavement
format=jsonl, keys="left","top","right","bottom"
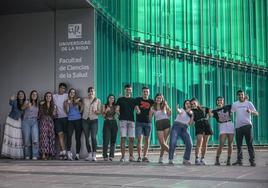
{"left": 0, "top": 148, "right": 268, "bottom": 188}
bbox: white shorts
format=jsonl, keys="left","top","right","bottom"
{"left": 119, "top": 120, "right": 135, "bottom": 138}
{"left": 218, "top": 121, "right": 235, "bottom": 135}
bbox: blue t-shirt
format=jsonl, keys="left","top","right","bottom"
{"left": 68, "top": 104, "right": 81, "bottom": 121}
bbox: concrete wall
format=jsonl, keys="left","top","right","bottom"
{"left": 0, "top": 11, "right": 55, "bottom": 122}
{"left": 0, "top": 8, "right": 94, "bottom": 157}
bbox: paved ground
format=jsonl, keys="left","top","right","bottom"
{"left": 0, "top": 148, "right": 268, "bottom": 188}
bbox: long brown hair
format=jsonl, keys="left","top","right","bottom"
{"left": 29, "top": 90, "right": 39, "bottom": 107}
{"left": 42, "top": 92, "right": 54, "bottom": 116}
{"left": 153, "top": 93, "right": 167, "bottom": 110}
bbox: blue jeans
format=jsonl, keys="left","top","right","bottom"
{"left": 169, "top": 122, "right": 192, "bottom": 161}
{"left": 22, "top": 118, "right": 39, "bottom": 158}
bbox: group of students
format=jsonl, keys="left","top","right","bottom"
{"left": 1, "top": 83, "right": 258, "bottom": 166}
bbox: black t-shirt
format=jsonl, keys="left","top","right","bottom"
{"left": 212, "top": 105, "right": 231, "bottom": 123}
{"left": 116, "top": 97, "right": 136, "bottom": 121}
{"left": 192, "top": 107, "right": 210, "bottom": 122}
{"left": 135, "top": 97, "right": 154, "bottom": 123}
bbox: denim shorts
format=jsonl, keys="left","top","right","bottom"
{"left": 135, "top": 122, "right": 152, "bottom": 137}
{"left": 119, "top": 120, "right": 135, "bottom": 138}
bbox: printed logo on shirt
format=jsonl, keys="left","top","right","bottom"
{"left": 140, "top": 101, "right": 151, "bottom": 109}
{"left": 217, "top": 110, "right": 230, "bottom": 122}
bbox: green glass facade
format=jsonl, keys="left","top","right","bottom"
{"left": 88, "top": 0, "right": 268, "bottom": 145}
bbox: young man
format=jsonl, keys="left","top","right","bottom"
{"left": 116, "top": 84, "right": 137, "bottom": 162}
{"left": 53, "top": 83, "right": 68, "bottom": 159}
{"left": 232, "top": 90, "right": 258, "bottom": 166}
{"left": 135, "top": 87, "right": 154, "bottom": 162}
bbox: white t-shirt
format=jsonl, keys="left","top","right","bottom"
{"left": 231, "top": 100, "right": 257, "bottom": 128}
{"left": 174, "top": 109, "right": 191, "bottom": 125}
{"left": 154, "top": 110, "right": 169, "bottom": 121}
{"left": 53, "top": 93, "right": 68, "bottom": 118}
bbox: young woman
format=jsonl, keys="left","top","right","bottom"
{"left": 82, "top": 87, "right": 102, "bottom": 161}
{"left": 22, "top": 90, "right": 39, "bottom": 160}
{"left": 190, "top": 98, "right": 213, "bottom": 165}
{"left": 39, "top": 92, "right": 56, "bottom": 160}
{"left": 150, "top": 93, "right": 171, "bottom": 163}
{"left": 2, "top": 90, "right": 26, "bottom": 159}
{"left": 211, "top": 96, "right": 234, "bottom": 166}
{"left": 102, "top": 94, "right": 118, "bottom": 161}
{"left": 64, "top": 88, "right": 83, "bottom": 160}
{"left": 169, "top": 100, "right": 193, "bottom": 165}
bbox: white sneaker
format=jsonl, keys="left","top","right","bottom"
{"left": 92, "top": 152, "right": 97, "bottom": 161}
{"left": 183, "top": 159, "right": 191, "bottom": 165}
{"left": 85, "top": 152, "right": 93, "bottom": 161}
{"left": 25, "top": 156, "right": 30, "bottom": 160}
{"left": 158, "top": 157, "right": 163, "bottom": 164}
{"left": 169, "top": 160, "right": 174, "bottom": 165}
{"left": 120, "top": 156, "right": 125, "bottom": 162}
{"left": 75, "top": 154, "right": 79, "bottom": 160}
{"left": 67, "top": 151, "right": 73, "bottom": 160}
{"left": 59, "top": 151, "right": 63, "bottom": 160}
{"left": 200, "top": 158, "right": 206, "bottom": 165}
{"left": 195, "top": 158, "right": 201, "bottom": 165}
{"left": 63, "top": 150, "right": 67, "bottom": 160}
{"left": 32, "top": 157, "right": 38, "bottom": 160}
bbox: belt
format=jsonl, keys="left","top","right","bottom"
{"left": 219, "top": 120, "right": 231, "bottom": 123}
{"left": 196, "top": 118, "right": 207, "bottom": 122}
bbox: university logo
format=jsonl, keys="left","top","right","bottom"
{"left": 68, "top": 24, "right": 82, "bottom": 39}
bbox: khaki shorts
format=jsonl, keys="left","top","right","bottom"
{"left": 119, "top": 120, "right": 135, "bottom": 138}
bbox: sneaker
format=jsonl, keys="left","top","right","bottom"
{"left": 25, "top": 156, "right": 30, "bottom": 160}
{"left": 85, "top": 152, "right": 93, "bottom": 161}
{"left": 104, "top": 157, "right": 108, "bottom": 161}
{"left": 195, "top": 158, "right": 201, "bottom": 165}
{"left": 226, "top": 159, "right": 231, "bottom": 166}
{"left": 250, "top": 161, "right": 256, "bottom": 167}
{"left": 168, "top": 160, "right": 174, "bottom": 165}
{"left": 129, "top": 156, "right": 135, "bottom": 162}
{"left": 67, "top": 151, "right": 73, "bottom": 160}
{"left": 183, "top": 159, "right": 191, "bottom": 166}
{"left": 232, "top": 161, "right": 243, "bottom": 166}
{"left": 59, "top": 151, "right": 63, "bottom": 160}
{"left": 120, "top": 156, "right": 125, "bottom": 162}
{"left": 32, "top": 157, "right": 38, "bottom": 160}
{"left": 109, "top": 157, "right": 113, "bottom": 161}
{"left": 158, "top": 157, "right": 163, "bottom": 164}
{"left": 200, "top": 158, "right": 206, "bottom": 165}
{"left": 215, "top": 157, "right": 220, "bottom": 166}
{"left": 92, "top": 152, "right": 97, "bottom": 161}
{"left": 142, "top": 157, "right": 150, "bottom": 162}
{"left": 63, "top": 150, "right": 67, "bottom": 160}
{"left": 74, "top": 154, "right": 79, "bottom": 160}
{"left": 137, "top": 157, "right": 142, "bottom": 162}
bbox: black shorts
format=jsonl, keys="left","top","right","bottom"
{"left": 54, "top": 117, "right": 68, "bottom": 134}
{"left": 195, "top": 120, "right": 213, "bottom": 135}
{"left": 156, "top": 119, "right": 170, "bottom": 131}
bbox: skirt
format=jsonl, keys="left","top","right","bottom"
{"left": 1, "top": 116, "right": 24, "bottom": 159}
{"left": 39, "top": 115, "right": 55, "bottom": 156}
{"left": 218, "top": 121, "right": 234, "bottom": 135}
